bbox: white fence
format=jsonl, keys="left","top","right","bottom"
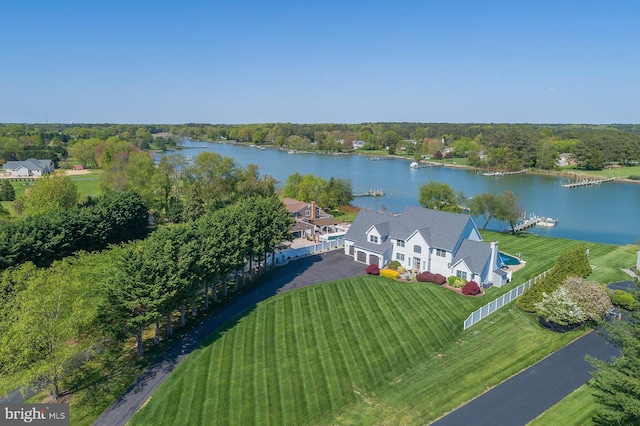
{"left": 463, "top": 269, "right": 550, "bottom": 330}
{"left": 268, "top": 237, "right": 345, "bottom": 267}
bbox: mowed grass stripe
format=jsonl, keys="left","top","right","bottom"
{"left": 375, "top": 284, "right": 435, "bottom": 356}
{"left": 307, "top": 288, "right": 342, "bottom": 413}
{"left": 291, "top": 291, "right": 321, "bottom": 419}
{"left": 316, "top": 284, "right": 359, "bottom": 402}
{"left": 352, "top": 283, "right": 403, "bottom": 377}
{"left": 253, "top": 304, "right": 270, "bottom": 425}
{"left": 335, "top": 279, "right": 382, "bottom": 386}
{"left": 394, "top": 285, "right": 456, "bottom": 352}
{"left": 273, "top": 296, "right": 296, "bottom": 422}
{"left": 322, "top": 282, "right": 365, "bottom": 388}
{"left": 364, "top": 283, "right": 416, "bottom": 366}
{"left": 224, "top": 315, "right": 248, "bottom": 423}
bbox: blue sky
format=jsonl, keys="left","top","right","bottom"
{"left": 1, "top": 0, "right": 639, "bottom": 124}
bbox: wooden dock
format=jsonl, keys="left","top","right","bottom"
{"left": 354, "top": 189, "right": 385, "bottom": 197}
{"left": 511, "top": 215, "right": 558, "bottom": 233}
{"left": 561, "top": 177, "right": 616, "bottom": 188}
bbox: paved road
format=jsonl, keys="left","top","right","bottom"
{"left": 432, "top": 281, "right": 633, "bottom": 426}
{"left": 93, "top": 250, "right": 363, "bottom": 426}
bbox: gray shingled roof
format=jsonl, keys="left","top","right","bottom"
{"left": 345, "top": 206, "right": 476, "bottom": 253}
{"left": 2, "top": 158, "right": 53, "bottom": 171}
{"left": 451, "top": 239, "right": 491, "bottom": 275}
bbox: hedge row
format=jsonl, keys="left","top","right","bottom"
{"left": 0, "top": 191, "right": 150, "bottom": 269}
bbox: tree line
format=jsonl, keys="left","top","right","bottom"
{"left": 2, "top": 122, "right": 640, "bottom": 176}
{"left": 0, "top": 194, "right": 292, "bottom": 400}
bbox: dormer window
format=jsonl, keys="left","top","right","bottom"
{"left": 305, "top": 210, "right": 310, "bottom": 217}
{"left": 436, "top": 248, "right": 446, "bottom": 257}
{"left": 369, "top": 235, "right": 379, "bottom": 243}
{"left": 396, "top": 240, "right": 405, "bottom": 247}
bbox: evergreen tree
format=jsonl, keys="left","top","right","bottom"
{"left": 0, "top": 180, "right": 15, "bottom": 201}
{"left": 589, "top": 304, "right": 640, "bottom": 424}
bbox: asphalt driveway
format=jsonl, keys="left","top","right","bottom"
{"left": 93, "top": 250, "right": 363, "bottom": 426}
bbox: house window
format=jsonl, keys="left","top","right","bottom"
{"left": 413, "top": 245, "right": 421, "bottom": 254}
{"left": 396, "top": 253, "right": 405, "bottom": 261}
{"left": 436, "top": 248, "right": 446, "bottom": 257}
{"left": 305, "top": 210, "right": 310, "bottom": 217}
{"left": 396, "top": 240, "right": 405, "bottom": 247}
{"left": 456, "top": 270, "right": 468, "bottom": 280}
{"left": 369, "top": 235, "right": 379, "bottom": 243}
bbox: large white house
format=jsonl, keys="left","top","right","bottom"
{"left": 344, "top": 206, "right": 510, "bottom": 288}
{"left": 2, "top": 158, "right": 54, "bottom": 177}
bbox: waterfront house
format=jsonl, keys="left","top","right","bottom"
{"left": 344, "top": 206, "right": 510, "bottom": 287}
{"left": 2, "top": 158, "right": 54, "bottom": 177}
{"left": 282, "top": 198, "right": 335, "bottom": 239}
{"left": 352, "top": 140, "right": 365, "bottom": 149}
{"left": 557, "top": 153, "right": 576, "bottom": 167}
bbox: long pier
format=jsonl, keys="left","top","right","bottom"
{"left": 561, "top": 177, "right": 616, "bottom": 188}
{"left": 354, "top": 189, "right": 385, "bottom": 197}
{"left": 482, "top": 170, "right": 527, "bottom": 177}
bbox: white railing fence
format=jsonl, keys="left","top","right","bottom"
{"left": 268, "top": 237, "right": 345, "bottom": 267}
{"left": 463, "top": 269, "right": 550, "bottom": 330}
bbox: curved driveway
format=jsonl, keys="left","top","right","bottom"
{"left": 93, "top": 250, "right": 362, "bottom": 426}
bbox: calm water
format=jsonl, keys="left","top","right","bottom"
{"left": 164, "top": 140, "right": 640, "bottom": 246}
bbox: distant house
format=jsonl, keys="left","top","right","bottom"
{"left": 282, "top": 198, "right": 336, "bottom": 239}
{"left": 557, "top": 153, "right": 575, "bottom": 167}
{"left": 344, "top": 206, "right": 510, "bottom": 287}
{"left": 2, "top": 158, "right": 54, "bottom": 177}
{"left": 352, "top": 140, "right": 365, "bottom": 149}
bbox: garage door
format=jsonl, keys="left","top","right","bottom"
{"left": 357, "top": 251, "right": 366, "bottom": 263}
{"left": 349, "top": 245, "right": 354, "bottom": 255}
{"left": 369, "top": 255, "right": 380, "bottom": 266}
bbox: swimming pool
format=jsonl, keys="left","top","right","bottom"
{"left": 499, "top": 252, "right": 521, "bottom": 266}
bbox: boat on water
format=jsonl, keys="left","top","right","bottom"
{"left": 536, "top": 217, "right": 558, "bottom": 227}
{"left": 370, "top": 156, "right": 380, "bottom": 161}
{"left": 482, "top": 171, "right": 503, "bottom": 176}
{"left": 410, "top": 161, "right": 419, "bottom": 168}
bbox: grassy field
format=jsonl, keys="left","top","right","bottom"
{"left": 129, "top": 277, "right": 585, "bottom": 426}
{"left": 528, "top": 384, "right": 595, "bottom": 426}
{"left": 0, "top": 170, "right": 102, "bottom": 216}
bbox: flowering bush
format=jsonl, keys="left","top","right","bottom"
{"left": 534, "top": 287, "right": 586, "bottom": 327}
{"left": 365, "top": 264, "right": 380, "bottom": 275}
{"left": 462, "top": 281, "right": 482, "bottom": 296}
{"left": 562, "top": 277, "right": 611, "bottom": 320}
{"left": 380, "top": 269, "right": 400, "bottom": 280}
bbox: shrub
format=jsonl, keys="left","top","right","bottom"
{"left": 387, "top": 260, "right": 401, "bottom": 270}
{"left": 562, "top": 277, "right": 611, "bottom": 321}
{"left": 432, "top": 273, "right": 447, "bottom": 285}
{"left": 447, "top": 276, "right": 466, "bottom": 288}
{"left": 380, "top": 269, "right": 400, "bottom": 280}
{"left": 365, "top": 264, "right": 380, "bottom": 275}
{"left": 416, "top": 271, "right": 446, "bottom": 285}
{"left": 397, "top": 266, "right": 406, "bottom": 273}
{"left": 610, "top": 289, "right": 637, "bottom": 310}
{"left": 462, "top": 281, "right": 482, "bottom": 296}
{"left": 517, "top": 244, "right": 592, "bottom": 313}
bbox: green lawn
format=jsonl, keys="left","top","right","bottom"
{"left": 129, "top": 277, "right": 584, "bottom": 426}
{"left": 558, "top": 165, "right": 640, "bottom": 180}
{"left": 528, "top": 384, "right": 595, "bottom": 426}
